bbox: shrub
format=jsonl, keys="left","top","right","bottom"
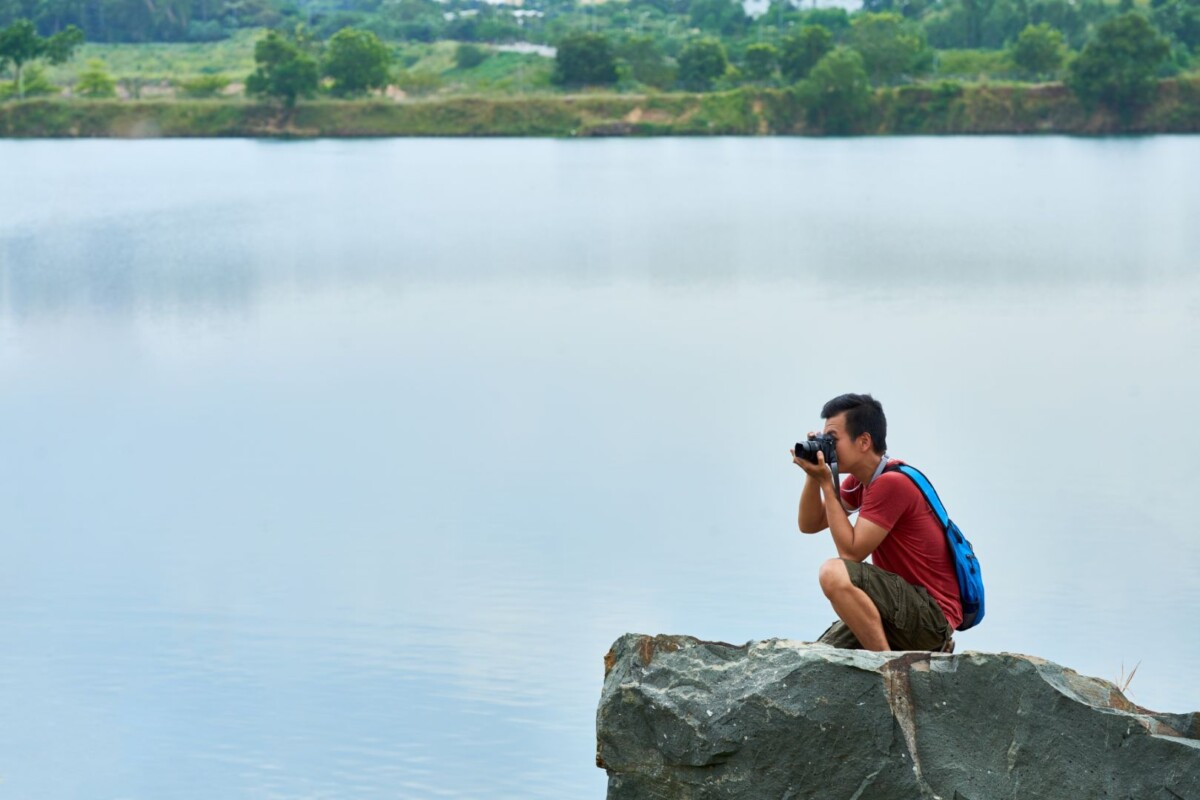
{"left": 75, "top": 59, "right": 117, "bottom": 98}
{"left": 849, "top": 12, "right": 933, "bottom": 85}
{"left": 743, "top": 43, "right": 779, "bottom": 82}
{"left": 245, "top": 30, "right": 320, "bottom": 109}
{"left": 0, "top": 64, "right": 60, "bottom": 99}
{"left": 797, "top": 47, "right": 873, "bottom": 133}
{"left": 617, "top": 36, "right": 674, "bottom": 90}
{"left": 395, "top": 68, "right": 443, "bottom": 96}
{"left": 780, "top": 25, "right": 832, "bottom": 83}
{"left": 678, "top": 38, "right": 729, "bottom": 91}
{"left": 553, "top": 32, "right": 618, "bottom": 87}
{"left": 1068, "top": 12, "right": 1171, "bottom": 119}
{"left": 176, "top": 74, "right": 232, "bottom": 98}
{"left": 455, "top": 43, "right": 488, "bottom": 70}
{"left": 1011, "top": 23, "right": 1066, "bottom": 80}
{"left": 324, "top": 28, "right": 393, "bottom": 97}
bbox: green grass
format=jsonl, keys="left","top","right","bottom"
{"left": 399, "top": 41, "right": 456, "bottom": 74}
{"left": 33, "top": 35, "right": 559, "bottom": 99}
{"left": 447, "top": 51, "right": 556, "bottom": 94}
{"left": 399, "top": 42, "right": 556, "bottom": 96}
{"left": 43, "top": 29, "right": 260, "bottom": 85}
{"left": 934, "top": 49, "right": 1017, "bottom": 81}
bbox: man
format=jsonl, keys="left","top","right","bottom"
{"left": 792, "top": 393, "right": 960, "bottom": 652}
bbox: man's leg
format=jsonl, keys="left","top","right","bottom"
{"left": 818, "top": 558, "right": 890, "bottom": 651}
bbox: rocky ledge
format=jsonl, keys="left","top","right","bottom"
{"left": 596, "top": 633, "right": 1200, "bottom": 799}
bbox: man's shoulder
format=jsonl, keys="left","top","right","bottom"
{"left": 879, "top": 460, "right": 921, "bottom": 485}
{"left": 870, "top": 466, "right": 924, "bottom": 502}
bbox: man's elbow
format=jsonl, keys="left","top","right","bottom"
{"left": 842, "top": 542, "right": 874, "bottom": 562}
{"left": 798, "top": 521, "right": 826, "bottom": 534}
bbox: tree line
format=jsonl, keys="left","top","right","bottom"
{"left": 2, "top": 0, "right": 1197, "bottom": 62}
{"left": 1, "top": 0, "right": 1194, "bottom": 126}
{"left": 224, "top": 10, "right": 1184, "bottom": 125}
{"left": 0, "top": 0, "right": 281, "bottom": 43}
{"left": 549, "top": 9, "right": 1179, "bottom": 118}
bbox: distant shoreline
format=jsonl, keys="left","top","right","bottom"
{"left": 2, "top": 81, "right": 1198, "bottom": 138}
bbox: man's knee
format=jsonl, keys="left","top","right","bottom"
{"left": 818, "top": 558, "right": 853, "bottom": 597}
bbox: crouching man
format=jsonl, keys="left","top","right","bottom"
{"left": 793, "top": 393, "right": 960, "bottom": 653}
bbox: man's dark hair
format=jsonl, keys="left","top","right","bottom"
{"left": 821, "top": 393, "right": 887, "bottom": 454}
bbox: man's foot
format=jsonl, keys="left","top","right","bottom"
{"left": 939, "top": 637, "right": 955, "bottom": 654}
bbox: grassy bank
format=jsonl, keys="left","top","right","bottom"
{"left": 2, "top": 78, "right": 1198, "bottom": 137}
{"left": 35, "top": 34, "right": 555, "bottom": 99}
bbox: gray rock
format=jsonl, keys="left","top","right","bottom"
{"left": 596, "top": 634, "right": 1200, "bottom": 800}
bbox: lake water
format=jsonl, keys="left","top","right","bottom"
{"left": 1, "top": 136, "right": 1198, "bottom": 799}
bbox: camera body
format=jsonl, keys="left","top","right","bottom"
{"left": 794, "top": 433, "right": 837, "bottom": 466}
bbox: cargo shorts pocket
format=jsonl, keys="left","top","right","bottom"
{"left": 844, "top": 559, "right": 950, "bottom": 652}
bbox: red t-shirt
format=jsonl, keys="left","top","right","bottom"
{"left": 841, "top": 459, "right": 963, "bottom": 630}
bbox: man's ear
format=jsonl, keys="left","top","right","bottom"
{"left": 859, "top": 433, "right": 873, "bottom": 453}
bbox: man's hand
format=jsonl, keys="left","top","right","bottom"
{"left": 792, "top": 443, "right": 835, "bottom": 488}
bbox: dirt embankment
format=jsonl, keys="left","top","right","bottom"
{"left": 2, "top": 80, "right": 1197, "bottom": 138}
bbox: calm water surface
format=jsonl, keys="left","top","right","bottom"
{"left": 1, "top": 137, "right": 1198, "bottom": 798}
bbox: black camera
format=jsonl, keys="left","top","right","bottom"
{"left": 794, "top": 433, "right": 837, "bottom": 466}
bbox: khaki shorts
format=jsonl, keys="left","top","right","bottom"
{"left": 817, "top": 559, "right": 954, "bottom": 652}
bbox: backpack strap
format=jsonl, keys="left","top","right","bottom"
{"left": 883, "top": 463, "right": 985, "bottom": 632}
{"left": 884, "top": 463, "right": 950, "bottom": 529}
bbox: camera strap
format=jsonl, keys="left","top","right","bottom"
{"left": 839, "top": 453, "right": 889, "bottom": 512}
{"left": 867, "top": 453, "right": 890, "bottom": 486}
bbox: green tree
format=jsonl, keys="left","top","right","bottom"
{"left": 75, "top": 58, "right": 116, "bottom": 97}
{"left": 677, "top": 37, "right": 728, "bottom": 91}
{"left": 743, "top": 42, "right": 779, "bottom": 82}
{"left": 688, "top": 0, "right": 748, "bottom": 36}
{"left": 1153, "top": 0, "right": 1200, "bottom": 51}
{"left": 780, "top": 24, "right": 833, "bottom": 83}
{"left": 849, "top": 12, "right": 932, "bottom": 85}
{"left": 324, "top": 27, "right": 392, "bottom": 97}
{"left": 245, "top": 29, "right": 320, "bottom": 111}
{"left": 552, "top": 31, "right": 618, "bottom": 87}
{"left": 1010, "top": 23, "right": 1066, "bottom": 80}
{"left": 921, "top": 0, "right": 1033, "bottom": 50}
{"left": 455, "top": 43, "right": 488, "bottom": 70}
{"left": 1028, "top": 0, "right": 1095, "bottom": 48}
{"left": 0, "top": 63, "right": 56, "bottom": 99}
{"left": 618, "top": 35, "right": 675, "bottom": 89}
{"left": 380, "top": 0, "right": 446, "bottom": 42}
{"left": 804, "top": 7, "right": 853, "bottom": 34}
{"left": 962, "top": 0, "right": 999, "bottom": 48}
{"left": 797, "top": 47, "right": 873, "bottom": 133}
{"left": 0, "top": 19, "right": 82, "bottom": 100}
{"left": 1067, "top": 12, "right": 1171, "bottom": 119}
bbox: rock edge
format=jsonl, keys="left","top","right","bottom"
{"left": 596, "top": 633, "right": 1200, "bottom": 800}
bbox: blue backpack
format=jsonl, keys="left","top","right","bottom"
{"left": 885, "top": 464, "right": 985, "bottom": 631}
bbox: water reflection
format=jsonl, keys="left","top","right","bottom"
{"left": 3, "top": 138, "right": 1199, "bottom": 322}
{"left": 0, "top": 138, "right": 1198, "bottom": 799}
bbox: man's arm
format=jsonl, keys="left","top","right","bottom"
{"left": 797, "top": 471, "right": 827, "bottom": 533}
{"left": 794, "top": 450, "right": 889, "bottom": 559}
{"left": 820, "top": 477, "right": 889, "bottom": 561}
{"left": 793, "top": 442, "right": 833, "bottom": 533}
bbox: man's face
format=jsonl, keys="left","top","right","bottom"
{"left": 822, "top": 412, "right": 867, "bottom": 468}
